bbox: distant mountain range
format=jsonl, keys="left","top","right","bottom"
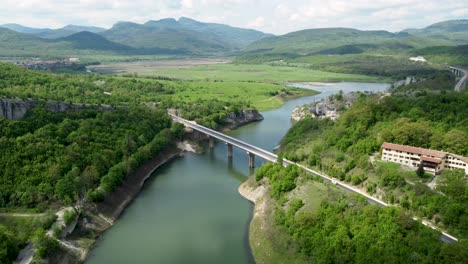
{"left": 0, "top": 17, "right": 272, "bottom": 56}
{"left": 402, "top": 20, "right": 468, "bottom": 44}
{"left": 0, "top": 18, "right": 467, "bottom": 58}
{"left": 243, "top": 21, "right": 468, "bottom": 55}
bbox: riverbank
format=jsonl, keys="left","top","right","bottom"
{"left": 50, "top": 145, "right": 183, "bottom": 263}
{"left": 238, "top": 177, "right": 305, "bottom": 264}
{"left": 97, "top": 145, "right": 182, "bottom": 221}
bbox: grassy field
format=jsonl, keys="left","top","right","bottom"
{"left": 155, "top": 80, "right": 318, "bottom": 111}
{"left": 91, "top": 62, "right": 382, "bottom": 83}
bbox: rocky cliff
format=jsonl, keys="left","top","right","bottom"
{"left": 223, "top": 109, "right": 264, "bottom": 130}
{"left": 0, "top": 98, "right": 112, "bottom": 120}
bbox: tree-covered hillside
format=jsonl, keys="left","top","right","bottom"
{"left": 403, "top": 19, "right": 468, "bottom": 44}
{"left": 280, "top": 76, "right": 468, "bottom": 240}
{"left": 244, "top": 28, "right": 454, "bottom": 55}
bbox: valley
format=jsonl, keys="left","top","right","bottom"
{"left": 0, "top": 12, "right": 467, "bottom": 264}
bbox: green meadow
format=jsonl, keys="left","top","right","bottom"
{"left": 92, "top": 62, "right": 382, "bottom": 83}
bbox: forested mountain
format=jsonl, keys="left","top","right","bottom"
{"left": 403, "top": 19, "right": 468, "bottom": 44}
{"left": 0, "top": 23, "right": 51, "bottom": 34}
{"left": 177, "top": 17, "right": 273, "bottom": 48}
{"left": 2, "top": 19, "right": 468, "bottom": 57}
{"left": 412, "top": 44, "right": 468, "bottom": 66}
{"left": 100, "top": 20, "right": 230, "bottom": 53}
{"left": 99, "top": 17, "right": 271, "bottom": 53}
{"left": 0, "top": 28, "right": 132, "bottom": 56}
{"left": 59, "top": 31, "right": 133, "bottom": 51}
{"left": 244, "top": 27, "right": 454, "bottom": 55}
{"left": 0, "top": 24, "right": 106, "bottom": 39}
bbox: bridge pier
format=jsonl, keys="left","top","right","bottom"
{"left": 248, "top": 152, "right": 255, "bottom": 168}
{"left": 227, "top": 143, "right": 233, "bottom": 158}
{"left": 208, "top": 136, "right": 214, "bottom": 149}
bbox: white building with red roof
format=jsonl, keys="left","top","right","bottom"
{"left": 381, "top": 142, "right": 468, "bottom": 175}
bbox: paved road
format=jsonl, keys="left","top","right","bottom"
{"left": 171, "top": 114, "right": 458, "bottom": 242}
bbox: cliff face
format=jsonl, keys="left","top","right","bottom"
{"left": 0, "top": 99, "right": 37, "bottom": 120}
{"left": 0, "top": 98, "right": 112, "bottom": 120}
{"left": 224, "top": 109, "right": 264, "bottom": 129}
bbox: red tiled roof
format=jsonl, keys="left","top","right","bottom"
{"left": 421, "top": 156, "right": 442, "bottom": 164}
{"left": 382, "top": 142, "right": 447, "bottom": 158}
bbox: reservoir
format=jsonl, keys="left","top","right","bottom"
{"left": 86, "top": 82, "right": 389, "bottom": 264}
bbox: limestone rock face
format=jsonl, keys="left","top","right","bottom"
{"left": 224, "top": 109, "right": 264, "bottom": 129}
{"left": 0, "top": 98, "right": 112, "bottom": 120}
{"left": 0, "top": 99, "right": 37, "bottom": 120}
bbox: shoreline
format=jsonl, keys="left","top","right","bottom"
{"left": 74, "top": 146, "right": 183, "bottom": 262}
{"left": 238, "top": 177, "right": 268, "bottom": 264}
{"left": 96, "top": 145, "right": 182, "bottom": 221}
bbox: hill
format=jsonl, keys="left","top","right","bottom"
{"left": 0, "top": 23, "right": 51, "bottom": 34}
{"left": 1, "top": 23, "right": 107, "bottom": 39}
{"left": 99, "top": 17, "right": 271, "bottom": 53}
{"left": 59, "top": 31, "right": 132, "bottom": 51}
{"left": 412, "top": 44, "right": 468, "bottom": 66}
{"left": 100, "top": 20, "right": 231, "bottom": 53}
{"left": 0, "top": 28, "right": 132, "bottom": 57}
{"left": 244, "top": 27, "right": 453, "bottom": 55}
{"left": 177, "top": 17, "right": 272, "bottom": 48}
{"left": 35, "top": 25, "right": 107, "bottom": 39}
{"left": 402, "top": 20, "right": 468, "bottom": 44}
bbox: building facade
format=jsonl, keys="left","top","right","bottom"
{"left": 381, "top": 142, "right": 468, "bottom": 175}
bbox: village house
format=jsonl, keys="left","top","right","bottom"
{"left": 381, "top": 142, "right": 468, "bottom": 175}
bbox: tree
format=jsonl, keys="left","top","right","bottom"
{"left": 437, "top": 170, "right": 467, "bottom": 201}
{"left": 416, "top": 163, "right": 425, "bottom": 178}
{"left": 32, "top": 229, "right": 58, "bottom": 258}
{"left": 0, "top": 225, "right": 18, "bottom": 264}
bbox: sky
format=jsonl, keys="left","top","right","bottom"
{"left": 1, "top": 0, "right": 467, "bottom": 34}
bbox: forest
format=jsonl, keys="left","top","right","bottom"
{"left": 254, "top": 163, "right": 468, "bottom": 263}
{"left": 0, "top": 62, "right": 288, "bottom": 129}
{"left": 281, "top": 89, "right": 468, "bottom": 234}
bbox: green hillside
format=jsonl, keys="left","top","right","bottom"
{"left": 402, "top": 19, "right": 468, "bottom": 44}
{"left": 100, "top": 21, "right": 229, "bottom": 53}
{"left": 244, "top": 28, "right": 454, "bottom": 55}
{"left": 0, "top": 23, "right": 51, "bottom": 34}
{"left": 59, "top": 31, "right": 133, "bottom": 51}
{"left": 177, "top": 17, "right": 272, "bottom": 48}
{"left": 35, "top": 25, "right": 106, "bottom": 39}
{"left": 412, "top": 44, "right": 468, "bottom": 66}
{"left": 99, "top": 18, "right": 271, "bottom": 53}
{"left": 0, "top": 28, "right": 132, "bottom": 57}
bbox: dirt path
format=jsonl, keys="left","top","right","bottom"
{"left": 0, "top": 213, "right": 46, "bottom": 217}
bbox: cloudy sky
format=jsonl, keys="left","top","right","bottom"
{"left": 1, "top": 0, "right": 467, "bottom": 34}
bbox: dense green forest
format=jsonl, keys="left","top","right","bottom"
{"left": 253, "top": 163, "right": 468, "bottom": 263}
{"left": 0, "top": 62, "right": 255, "bottom": 129}
{"left": 277, "top": 76, "right": 468, "bottom": 245}
{"left": 0, "top": 106, "right": 174, "bottom": 208}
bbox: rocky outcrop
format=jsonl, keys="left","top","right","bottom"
{"left": 291, "top": 92, "right": 358, "bottom": 122}
{"left": 224, "top": 109, "right": 264, "bottom": 130}
{"left": 391, "top": 76, "right": 419, "bottom": 89}
{"left": 0, "top": 98, "right": 112, "bottom": 120}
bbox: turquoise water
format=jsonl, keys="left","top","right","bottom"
{"left": 86, "top": 82, "right": 389, "bottom": 264}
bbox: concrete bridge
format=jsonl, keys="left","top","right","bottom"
{"left": 170, "top": 113, "right": 458, "bottom": 243}
{"left": 170, "top": 113, "right": 286, "bottom": 168}
{"left": 449, "top": 66, "right": 468, "bottom": 92}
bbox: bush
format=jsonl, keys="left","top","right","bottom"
{"left": 63, "top": 210, "right": 77, "bottom": 226}
{"left": 32, "top": 229, "right": 58, "bottom": 258}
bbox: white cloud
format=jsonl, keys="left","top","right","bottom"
{"left": 247, "top": 16, "right": 266, "bottom": 28}
{"left": 0, "top": 0, "right": 466, "bottom": 34}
